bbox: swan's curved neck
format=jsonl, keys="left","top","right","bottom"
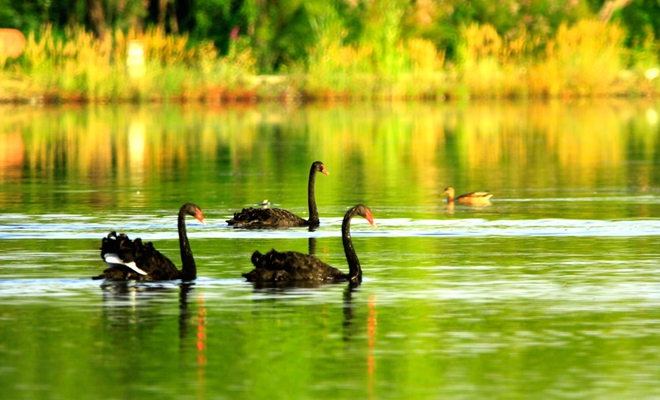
{"left": 307, "top": 166, "right": 320, "bottom": 226}
{"left": 341, "top": 211, "right": 362, "bottom": 282}
{"left": 178, "top": 209, "right": 196, "bottom": 280}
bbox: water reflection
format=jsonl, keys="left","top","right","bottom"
{"left": 340, "top": 281, "right": 377, "bottom": 399}
{"left": 342, "top": 281, "right": 360, "bottom": 342}
{"left": 249, "top": 279, "right": 338, "bottom": 291}
{"left": 308, "top": 236, "right": 316, "bottom": 256}
{"left": 98, "top": 281, "right": 208, "bottom": 392}
{"left": 100, "top": 281, "right": 184, "bottom": 324}
{"left": 4, "top": 101, "right": 660, "bottom": 399}
{"left": 2, "top": 100, "right": 660, "bottom": 216}
{"left": 99, "top": 282, "right": 202, "bottom": 348}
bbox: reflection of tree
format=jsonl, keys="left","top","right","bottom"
{"left": 5, "top": 103, "right": 660, "bottom": 214}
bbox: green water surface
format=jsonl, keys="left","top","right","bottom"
{"left": 1, "top": 100, "right": 660, "bottom": 399}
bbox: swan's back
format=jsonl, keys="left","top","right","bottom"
{"left": 227, "top": 207, "right": 309, "bottom": 228}
{"left": 244, "top": 249, "right": 347, "bottom": 282}
{"left": 95, "top": 232, "right": 180, "bottom": 281}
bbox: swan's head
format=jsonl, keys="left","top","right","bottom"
{"left": 184, "top": 203, "right": 206, "bottom": 225}
{"left": 355, "top": 204, "right": 376, "bottom": 228}
{"left": 313, "top": 161, "right": 329, "bottom": 176}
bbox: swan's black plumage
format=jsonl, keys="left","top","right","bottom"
{"left": 93, "top": 203, "right": 205, "bottom": 281}
{"left": 227, "top": 161, "right": 329, "bottom": 228}
{"left": 243, "top": 204, "right": 375, "bottom": 283}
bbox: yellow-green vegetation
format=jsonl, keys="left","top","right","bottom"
{"left": 459, "top": 20, "right": 650, "bottom": 98}
{"left": 0, "top": 19, "right": 659, "bottom": 103}
{"left": 1, "top": 25, "right": 257, "bottom": 103}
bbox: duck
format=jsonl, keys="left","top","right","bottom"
{"left": 441, "top": 186, "right": 492, "bottom": 205}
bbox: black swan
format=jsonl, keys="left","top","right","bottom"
{"left": 441, "top": 186, "right": 493, "bottom": 205}
{"left": 243, "top": 204, "right": 375, "bottom": 283}
{"left": 93, "top": 203, "right": 205, "bottom": 281}
{"left": 226, "top": 161, "right": 329, "bottom": 228}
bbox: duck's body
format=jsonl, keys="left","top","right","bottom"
{"left": 93, "top": 203, "right": 205, "bottom": 281}
{"left": 442, "top": 187, "right": 492, "bottom": 205}
{"left": 243, "top": 204, "right": 375, "bottom": 283}
{"left": 227, "top": 161, "right": 329, "bottom": 228}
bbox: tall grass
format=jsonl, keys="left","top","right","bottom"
{"left": 6, "top": 25, "right": 257, "bottom": 103}
{"left": 0, "top": 19, "right": 658, "bottom": 103}
{"left": 534, "top": 20, "right": 626, "bottom": 97}
{"left": 458, "top": 20, "right": 653, "bottom": 99}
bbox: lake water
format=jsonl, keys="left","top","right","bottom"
{"left": 2, "top": 100, "right": 660, "bottom": 399}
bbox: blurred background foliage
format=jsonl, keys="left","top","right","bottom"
{"left": 1, "top": 0, "right": 659, "bottom": 101}
{"left": 1, "top": 0, "right": 658, "bottom": 73}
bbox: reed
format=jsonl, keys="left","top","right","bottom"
{"left": 303, "top": 37, "right": 446, "bottom": 100}
{"left": 534, "top": 20, "right": 626, "bottom": 97}
{"left": 458, "top": 23, "right": 537, "bottom": 98}
{"left": 0, "top": 18, "right": 658, "bottom": 102}
{"left": 458, "top": 20, "right": 639, "bottom": 99}
{"left": 5, "top": 24, "right": 257, "bottom": 103}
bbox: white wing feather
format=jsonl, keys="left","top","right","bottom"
{"left": 103, "top": 253, "right": 148, "bottom": 275}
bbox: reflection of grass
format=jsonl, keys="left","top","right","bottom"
{"left": 3, "top": 100, "right": 659, "bottom": 213}
{"left": 1, "top": 19, "right": 656, "bottom": 102}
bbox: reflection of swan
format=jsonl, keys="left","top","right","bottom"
{"left": 308, "top": 236, "right": 317, "bottom": 257}
{"left": 227, "top": 161, "right": 329, "bottom": 228}
{"left": 342, "top": 282, "right": 360, "bottom": 341}
{"left": 99, "top": 281, "right": 206, "bottom": 379}
{"left": 244, "top": 205, "right": 375, "bottom": 283}
{"left": 340, "top": 280, "right": 377, "bottom": 397}
{"left": 100, "top": 281, "right": 200, "bottom": 340}
{"left": 177, "top": 282, "right": 195, "bottom": 340}
{"left": 99, "top": 281, "right": 182, "bottom": 327}
{"left": 441, "top": 186, "right": 492, "bottom": 205}
{"left": 94, "top": 203, "right": 205, "bottom": 281}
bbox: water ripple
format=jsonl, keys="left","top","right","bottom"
{"left": 1, "top": 213, "right": 660, "bottom": 239}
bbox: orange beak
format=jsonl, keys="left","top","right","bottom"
{"left": 365, "top": 209, "right": 376, "bottom": 228}
{"left": 196, "top": 209, "right": 206, "bottom": 225}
